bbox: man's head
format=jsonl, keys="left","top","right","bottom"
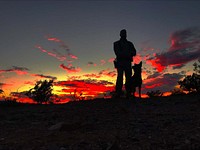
{"left": 120, "top": 29, "right": 127, "bottom": 39}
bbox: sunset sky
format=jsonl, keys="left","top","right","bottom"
{"left": 1, "top": 0, "right": 200, "bottom": 102}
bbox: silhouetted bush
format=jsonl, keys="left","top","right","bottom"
{"left": 0, "top": 98, "right": 19, "bottom": 105}
{"left": 178, "top": 59, "right": 200, "bottom": 94}
{"left": 26, "top": 80, "right": 54, "bottom": 104}
{"left": 146, "top": 90, "right": 163, "bottom": 98}
{"left": 170, "top": 89, "right": 186, "bottom": 96}
{"left": 193, "top": 58, "right": 200, "bottom": 75}
{"left": 178, "top": 73, "right": 200, "bottom": 93}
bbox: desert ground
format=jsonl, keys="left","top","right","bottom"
{"left": 0, "top": 94, "right": 200, "bottom": 150}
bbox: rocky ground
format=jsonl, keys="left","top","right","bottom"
{"left": 0, "top": 94, "right": 200, "bottom": 150}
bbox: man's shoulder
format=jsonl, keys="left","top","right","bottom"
{"left": 114, "top": 40, "right": 120, "bottom": 45}
{"left": 127, "top": 40, "right": 133, "bottom": 45}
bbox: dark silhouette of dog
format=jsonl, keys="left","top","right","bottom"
{"left": 131, "top": 61, "right": 142, "bottom": 98}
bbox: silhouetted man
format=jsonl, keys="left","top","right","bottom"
{"left": 114, "top": 29, "right": 136, "bottom": 98}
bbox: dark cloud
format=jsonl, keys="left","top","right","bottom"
{"left": 146, "top": 72, "right": 162, "bottom": 79}
{"left": 60, "top": 63, "right": 81, "bottom": 73}
{"left": 83, "top": 69, "right": 116, "bottom": 79}
{"left": 0, "top": 66, "right": 29, "bottom": 75}
{"left": 143, "top": 72, "right": 184, "bottom": 92}
{"left": 32, "top": 74, "right": 57, "bottom": 80}
{"left": 147, "top": 27, "right": 200, "bottom": 72}
{"left": 87, "top": 61, "right": 97, "bottom": 66}
{"left": 0, "top": 82, "right": 12, "bottom": 88}
{"left": 99, "top": 69, "right": 116, "bottom": 77}
{"left": 0, "top": 83, "right": 6, "bottom": 87}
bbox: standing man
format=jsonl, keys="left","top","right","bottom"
{"left": 114, "top": 29, "right": 136, "bottom": 98}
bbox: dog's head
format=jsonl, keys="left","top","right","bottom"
{"left": 132, "top": 61, "right": 142, "bottom": 74}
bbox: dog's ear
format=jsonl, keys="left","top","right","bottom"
{"left": 139, "top": 61, "right": 142, "bottom": 67}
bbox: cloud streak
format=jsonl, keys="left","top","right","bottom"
{"left": 46, "top": 35, "right": 78, "bottom": 60}
{"left": 35, "top": 45, "right": 67, "bottom": 62}
{"left": 36, "top": 35, "right": 78, "bottom": 62}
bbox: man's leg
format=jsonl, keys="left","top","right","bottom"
{"left": 116, "top": 67, "right": 123, "bottom": 97}
{"left": 125, "top": 63, "right": 132, "bottom": 98}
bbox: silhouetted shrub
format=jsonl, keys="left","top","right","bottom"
{"left": 178, "top": 59, "right": 200, "bottom": 94}
{"left": 0, "top": 98, "right": 19, "bottom": 105}
{"left": 146, "top": 90, "right": 163, "bottom": 98}
{"left": 178, "top": 73, "right": 200, "bottom": 93}
{"left": 193, "top": 58, "right": 200, "bottom": 75}
{"left": 26, "top": 80, "right": 54, "bottom": 104}
{"left": 170, "top": 89, "right": 186, "bottom": 96}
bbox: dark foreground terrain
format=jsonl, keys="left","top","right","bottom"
{"left": 0, "top": 94, "right": 200, "bottom": 150}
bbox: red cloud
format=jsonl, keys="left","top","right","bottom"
{"left": 100, "top": 60, "right": 106, "bottom": 65}
{"left": 68, "top": 53, "right": 78, "bottom": 59}
{"left": 35, "top": 45, "right": 67, "bottom": 61}
{"left": 133, "top": 54, "right": 143, "bottom": 64}
{"left": 108, "top": 58, "right": 115, "bottom": 63}
{"left": 83, "top": 73, "right": 101, "bottom": 78}
{"left": 47, "top": 37, "right": 62, "bottom": 42}
{"left": 147, "top": 27, "right": 200, "bottom": 72}
{"left": 60, "top": 64, "right": 81, "bottom": 73}
{"left": 55, "top": 79, "right": 114, "bottom": 98}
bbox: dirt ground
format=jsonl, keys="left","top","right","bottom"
{"left": 0, "top": 94, "right": 200, "bottom": 150}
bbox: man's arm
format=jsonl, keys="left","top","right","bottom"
{"left": 130, "top": 42, "right": 136, "bottom": 57}
{"left": 114, "top": 41, "right": 119, "bottom": 56}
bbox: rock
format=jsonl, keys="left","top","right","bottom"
{"left": 60, "top": 147, "right": 67, "bottom": 150}
{"left": 48, "top": 121, "right": 83, "bottom": 132}
{"left": 48, "top": 122, "right": 64, "bottom": 131}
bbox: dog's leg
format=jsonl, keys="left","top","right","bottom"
{"left": 133, "top": 87, "right": 136, "bottom": 98}
{"left": 138, "top": 85, "right": 141, "bottom": 98}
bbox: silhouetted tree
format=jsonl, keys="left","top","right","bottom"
{"left": 193, "top": 58, "right": 200, "bottom": 75}
{"left": 178, "top": 60, "right": 200, "bottom": 94}
{"left": 26, "top": 80, "right": 54, "bottom": 104}
{"left": 178, "top": 73, "right": 200, "bottom": 93}
{"left": 146, "top": 90, "right": 163, "bottom": 98}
